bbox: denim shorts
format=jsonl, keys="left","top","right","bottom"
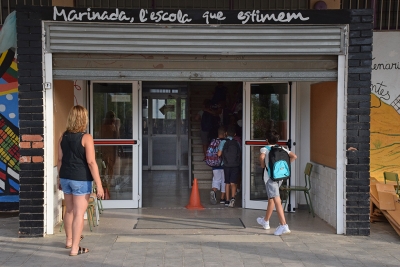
{"left": 60, "top": 178, "right": 92, "bottom": 196}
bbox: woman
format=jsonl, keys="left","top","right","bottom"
{"left": 57, "top": 105, "right": 104, "bottom": 256}
{"left": 100, "top": 110, "right": 120, "bottom": 197}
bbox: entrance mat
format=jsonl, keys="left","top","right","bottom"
{"left": 134, "top": 218, "right": 245, "bottom": 229}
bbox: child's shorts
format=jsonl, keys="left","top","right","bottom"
{"left": 224, "top": 166, "right": 240, "bottom": 184}
{"left": 212, "top": 169, "right": 225, "bottom": 192}
{"left": 265, "top": 176, "right": 282, "bottom": 199}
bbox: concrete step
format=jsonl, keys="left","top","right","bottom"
{"left": 193, "top": 170, "right": 213, "bottom": 180}
{"left": 194, "top": 177, "right": 212, "bottom": 190}
{"left": 192, "top": 146, "right": 203, "bottom": 153}
{"left": 197, "top": 181, "right": 211, "bottom": 189}
{"left": 193, "top": 162, "right": 213, "bottom": 171}
{"left": 192, "top": 138, "right": 202, "bottom": 146}
{"left": 192, "top": 153, "right": 204, "bottom": 161}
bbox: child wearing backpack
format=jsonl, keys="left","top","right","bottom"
{"left": 208, "top": 127, "right": 227, "bottom": 205}
{"left": 217, "top": 125, "right": 241, "bottom": 208}
{"left": 257, "top": 130, "right": 297, "bottom": 235}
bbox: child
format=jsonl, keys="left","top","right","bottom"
{"left": 209, "top": 127, "right": 227, "bottom": 205}
{"left": 257, "top": 130, "right": 297, "bottom": 235}
{"left": 218, "top": 125, "right": 241, "bottom": 208}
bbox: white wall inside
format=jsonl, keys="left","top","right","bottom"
{"left": 74, "top": 80, "right": 87, "bottom": 107}
{"left": 313, "top": 164, "right": 337, "bottom": 228}
{"left": 295, "top": 82, "right": 312, "bottom": 206}
{"left": 53, "top": 166, "right": 62, "bottom": 229}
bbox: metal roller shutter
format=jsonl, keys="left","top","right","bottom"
{"left": 52, "top": 54, "right": 338, "bottom": 81}
{"left": 45, "top": 22, "right": 346, "bottom": 81}
{"left": 45, "top": 23, "right": 346, "bottom": 55}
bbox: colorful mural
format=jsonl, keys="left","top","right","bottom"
{"left": 0, "top": 48, "right": 20, "bottom": 205}
{"left": 370, "top": 32, "right": 400, "bottom": 181}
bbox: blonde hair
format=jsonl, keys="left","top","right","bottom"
{"left": 66, "top": 105, "right": 88, "bottom": 133}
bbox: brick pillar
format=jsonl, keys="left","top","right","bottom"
{"left": 346, "top": 9, "right": 373, "bottom": 235}
{"left": 16, "top": 9, "right": 45, "bottom": 237}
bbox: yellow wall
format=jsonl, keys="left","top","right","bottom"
{"left": 370, "top": 94, "right": 400, "bottom": 181}
{"left": 310, "top": 0, "right": 340, "bottom": 9}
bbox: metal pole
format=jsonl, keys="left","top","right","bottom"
{"left": 380, "top": 0, "right": 383, "bottom": 30}
{"left": 287, "top": 81, "right": 292, "bottom": 212}
{"left": 396, "top": 0, "right": 399, "bottom": 30}
{"left": 0, "top": 1, "right": 3, "bottom": 25}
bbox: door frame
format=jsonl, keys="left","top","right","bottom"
{"left": 89, "top": 81, "right": 142, "bottom": 209}
{"left": 242, "top": 82, "right": 297, "bottom": 210}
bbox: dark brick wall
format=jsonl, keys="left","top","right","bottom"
{"left": 16, "top": 9, "right": 45, "bottom": 237}
{"left": 346, "top": 9, "right": 373, "bottom": 236}
{"left": 15, "top": 7, "right": 372, "bottom": 237}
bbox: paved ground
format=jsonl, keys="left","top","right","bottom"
{"left": 1, "top": 207, "right": 400, "bottom": 267}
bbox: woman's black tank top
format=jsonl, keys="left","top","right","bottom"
{"left": 59, "top": 132, "right": 93, "bottom": 181}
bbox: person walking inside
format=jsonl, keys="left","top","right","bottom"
{"left": 209, "top": 126, "right": 227, "bottom": 205}
{"left": 257, "top": 130, "right": 297, "bottom": 236}
{"left": 196, "top": 99, "right": 216, "bottom": 161}
{"left": 218, "top": 125, "right": 241, "bottom": 208}
{"left": 57, "top": 105, "right": 104, "bottom": 256}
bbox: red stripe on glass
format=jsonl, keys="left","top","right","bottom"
{"left": 245, "top": 141, "right": 287, "bottom": 146}
{"left": 94, "top": 140, "right": 137, "bottom": 145}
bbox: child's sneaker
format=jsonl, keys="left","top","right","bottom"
{"left": 224, "top": 200, "right": 230, "bottom": 206}
{"left": 228, "top": 198, "right": 235, "bottom": 208}
{"left": 256, "top": 217, "right": 270, "bottom": 229}
{"left": 219, "top": 199, "right": 226, "bottom": 204}
{"left": 274, "top": 224, "right": 291, "bottom": 236}
{"left": 210, "top": 190, "right": 217, "bottom": 205}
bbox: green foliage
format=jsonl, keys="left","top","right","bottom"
{"left": 251, "top": 94, "right": 282, "bottom": 139}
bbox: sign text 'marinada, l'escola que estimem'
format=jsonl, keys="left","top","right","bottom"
{"left": 53, "top": 6, "right": 310, "bottom": 25}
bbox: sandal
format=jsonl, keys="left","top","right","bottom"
{"left": 65, "top": 235, "right": 84, "bottom": 249}
{"left": 69, "top": 247, "right": 89, "bottom": 256}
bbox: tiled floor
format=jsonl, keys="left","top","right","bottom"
{"left": 142, "top": 170, "right": 192, "bottom": 208}
{"left": 84, "top": 170, "right": 332, "bottom": 236}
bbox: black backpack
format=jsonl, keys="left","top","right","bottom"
{"left": 267, "top": 145, "right": 291, "bottom": 182}
{"left": 222, "top": 139, "right": 241, "bottom": 167}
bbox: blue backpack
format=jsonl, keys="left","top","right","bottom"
{"left": 266, "top": 145, "right": 291, "bottom": 182}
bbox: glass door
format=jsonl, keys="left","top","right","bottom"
{"left": 243, "top": 82, "right": 295, "bottom": 210}
{"left": 90, "top": 82, "right": 141, "bottom": 208}
{"left": 142, "top": 88, "right": 188, "bottom": 171}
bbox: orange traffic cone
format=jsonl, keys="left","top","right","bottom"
{"left": 185, "top": 178, "right": 204, "bottom": 210}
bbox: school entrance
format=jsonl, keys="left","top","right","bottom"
{"left": 46, "top": 20, "right": 345, "bottom": 222}
{"left": 86, "top": 80, "right": 297, "bottom": 210}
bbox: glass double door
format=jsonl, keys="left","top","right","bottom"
{"left": 90, "top": 82, "right": 140, "bottom": 208}
{"left": 142, "top": 89, "right": 188, "bottom": 170}
{"left": 243, "top": 82, "right": 296, "bottom": 210}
